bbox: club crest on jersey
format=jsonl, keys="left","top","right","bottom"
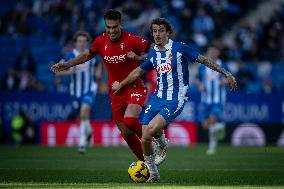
{"left": 157, "top": 62, "right": 172, "bottom": 73}
{"left": 120, "top": 43, "right": 125, "bottom": 50}
{"left": 167, "top": 52, "right": 173, "bottom": 60}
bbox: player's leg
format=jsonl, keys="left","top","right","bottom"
{"left": 152, "top": 129, "right": 169, "bottom": 165}
{"left": 124, "top": 103, "right": 163, "bottom": 162}
{"left": 152, "top": 99, "right": 186, "bottom": 166}
{"left": 112, "top": 100, "right": 144, "bottom": 161}
{"left": 78, "top": 95, "right": 94, "bottom": 154}
{"left": 206, "top": 105, "right": 224, "bottom": 155}
{"left": 116, "top": 121, "right": 144, "bottom": 161}
{"left": 78, "top": 104, "right": 93, "bottom": 153}
{"left": 123, "top": 104, "right": 143, "bottom": 138}
{"left": 142, "top": 115, "right": 167, "bottom": 182}
{"left": 123, "top": 87, "right": 148, "bottom": 139}
{"left": 206, "top": 115, "right": 218, "bottom": 155}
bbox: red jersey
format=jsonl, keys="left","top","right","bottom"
{"left": 89, "top": 31, "right": 149, "bottom": 92}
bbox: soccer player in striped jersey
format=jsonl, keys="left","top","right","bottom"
{"left": 55, "top": 31, "right": 101, "bottom": 154}
{"left": 112, "top": 18, "right": 237, "bottom": 182}
{"left": 195, "top": 46, "right": 227, "bottom": 155}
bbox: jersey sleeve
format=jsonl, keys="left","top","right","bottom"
{"left": 131, "top": 34, "right": 149, "bottom": 53}
{"left": 140, "top": 51, "right": 154, "bottom": 72}
{"left": 89, "top": 36, "right": 100, "bottom": 54}
{"left": 181, "top": 43, "right": 200, "bottom": 63}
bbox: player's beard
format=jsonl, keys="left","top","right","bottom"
{"left": 109, "top": 34, "right": 118, "bottom": 41}
{"left": 109, "top": 31, "right": 122, "bottom": 42}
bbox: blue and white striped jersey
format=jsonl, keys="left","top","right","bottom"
{"left": 63, "top": 49, "right": 98, "bottom": 98}
{"left": 140, "top": 39, "right": 199, "bottom": 101}
{"left": 197, "top": 59, "right": 226, "bottom": 105}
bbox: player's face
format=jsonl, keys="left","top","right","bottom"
{"left": 152, "top": 24, "right": 170, "bottom": 47}
{"left": 105, "top": 19, "right": 122, "bottom": 42}
{"left": 75, "top": 36, "right": 88, "bottom": 51}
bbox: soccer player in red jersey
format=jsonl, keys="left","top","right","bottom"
{"left": 50, "top": 9, "right": 152, "bottom": 161}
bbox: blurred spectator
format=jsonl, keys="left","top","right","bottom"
{"left": 17, "top": 69, "right": 45, "bottom": 91}
{"left": 261, "top": 79, "right": 275, "bottom": 94}
{"left": 126, "top": 1, "right": 160, "bottom": 35}
{"left": 58, "top": 22, "right": 73, "bottom": 46}
{"left": 18, "top": 69, "right": 32, "bottom": 91}
{"left": 1, "top": 68, "right": 20, "bottom": 91}
{"left": 53, "top": 77, "right": 68, "bottom": 93}
{"left": 192, "top": 8, "right": 215, "bottom": 41}
{"left": 236, "top": 60, "right": 255, "bottom": 91}
{"left": 15, "top": 48, "right": 35, "bottom": 73}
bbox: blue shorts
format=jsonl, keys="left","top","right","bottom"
{"left": 141, "top": 95, "right": 186, "bottom": 125}
{"left": 198, "top": 103, "right": 223, "bottom": 122}
{"left": 71, "top": 92, "right": 96, "bottom": 111}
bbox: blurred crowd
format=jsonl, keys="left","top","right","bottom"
{"left": 0, "top": 0, "right": 284, "bottom": 94}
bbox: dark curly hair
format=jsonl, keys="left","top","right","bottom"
{"left": 150, "top": 18, "right": 173, "bottom": 34}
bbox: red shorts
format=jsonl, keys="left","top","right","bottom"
{"left": 110, "top": 85, "right": 147, "bottom": 123}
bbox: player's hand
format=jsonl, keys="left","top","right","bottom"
{"left": 112, "top": 81, "right": 122, "bottom": 94}
{"left": 127, "top": 51, "right": 138, "bottom": 60}
{"left": 225, "top": 73, "right": 237, "bottom": 91}
{"left": 50, "top": 60, "right": 70, "bottom": 73}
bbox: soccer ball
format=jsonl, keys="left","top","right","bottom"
{"left": 128, "top": 160, "right": 150, "bottom": 183}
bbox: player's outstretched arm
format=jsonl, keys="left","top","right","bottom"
{"left": 50, "top": 51, "right": 95, "bottom": 73}
{"left": 112, "top": 67, "right": 146, "bottom": 94}
{"left": 196, "top": 55, "right": 237, "bottom": 91}
{"left": 52, "top": 59, "right": 75, "bottom": 76}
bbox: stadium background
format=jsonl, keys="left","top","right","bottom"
{"left": 1, "top": 0, "right": 284, "bottom": 147}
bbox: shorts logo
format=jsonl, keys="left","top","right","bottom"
{"left": 131, "top": 92, "right": 142, "bottom": 101}
{"left": 157, "top": 63, "right": 172, "bottom": 74}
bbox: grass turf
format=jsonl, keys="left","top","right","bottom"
{"left": 0, "top": 145, "right": 283, "bottom": 188}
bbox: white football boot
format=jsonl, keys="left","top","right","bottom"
{"left": 154, "top": 138, "right": 169, "bottom": 165}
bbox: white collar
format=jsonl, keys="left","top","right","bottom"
{"left": 154, "top": 39, "right": 173, "bottom": 51}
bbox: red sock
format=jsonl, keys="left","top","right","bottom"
{"left": 122, "top": 133, "right": 144, "bottom": 161}
{"left": 123, "top": 117, "right": 142, "bottom": 139}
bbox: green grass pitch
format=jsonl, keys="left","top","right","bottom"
{"left": 0, "top": 145, "right": 283, "bottom": 188}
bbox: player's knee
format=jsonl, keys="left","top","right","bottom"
{"left": 80, "top": 113, "right": 89, "bottom": 121}
{"left": 80, "top": 106, "right": 90, "bottom": 120}
{"left": 142, "top": 127, "right": 152, "bottom": 140}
